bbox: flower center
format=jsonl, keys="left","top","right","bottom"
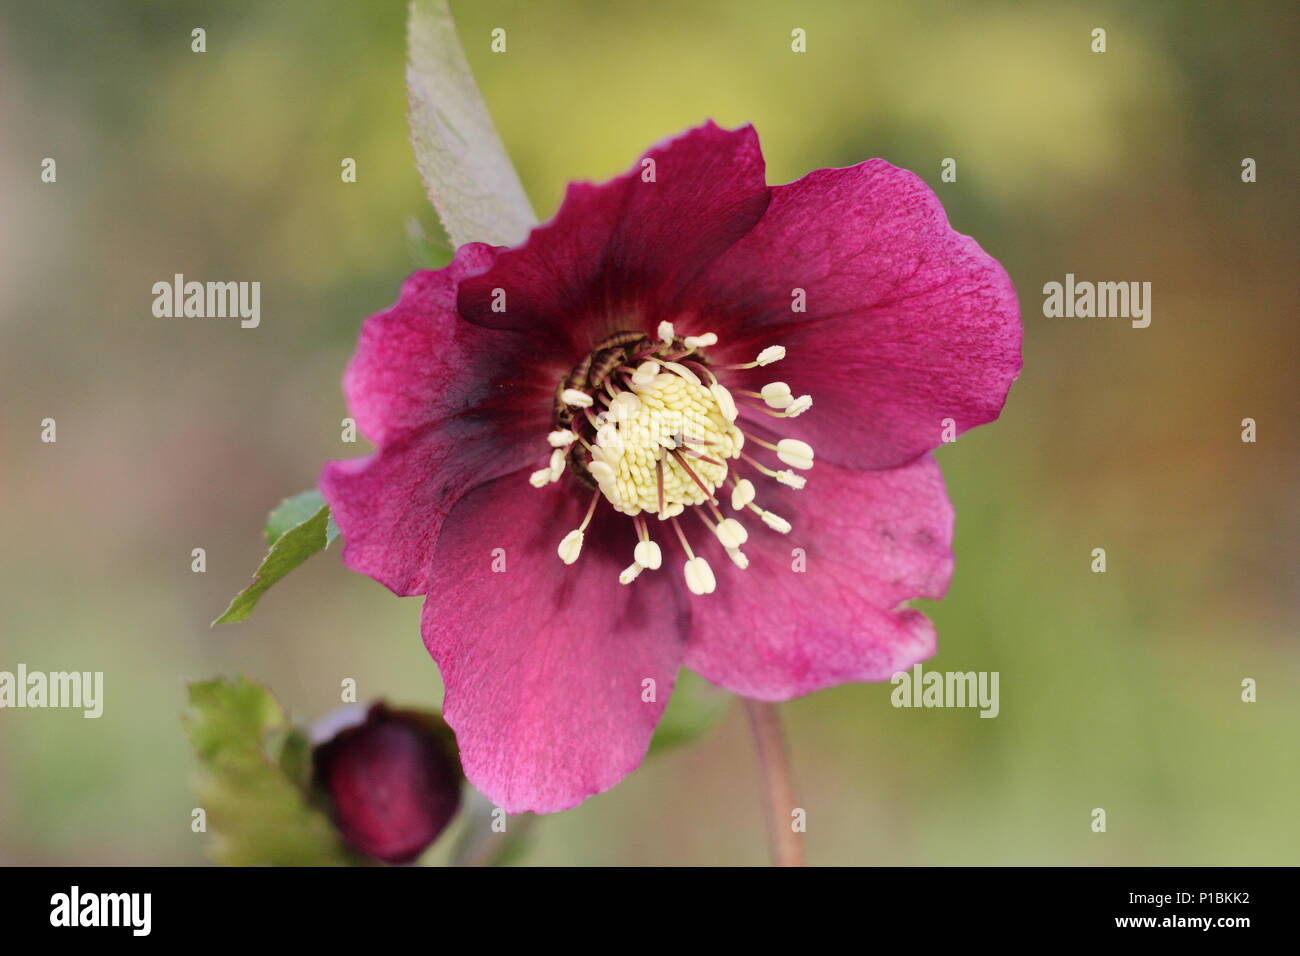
{"left": 528, "top": 322, "right": 813, "bottom": 595}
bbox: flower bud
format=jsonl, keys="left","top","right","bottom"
{"left": 313, "top": 703, "right": 462, "bottom": 864}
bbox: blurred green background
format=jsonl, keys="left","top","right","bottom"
{"left": 1, "top": 0, "right": 1295, "bottom": 865}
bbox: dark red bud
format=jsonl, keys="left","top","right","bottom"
{"left": 313, "top": 703, "right": 461, "bottom": 864}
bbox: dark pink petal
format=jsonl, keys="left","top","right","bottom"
{"left": 422, "top": 470, "right": 691, "bottom": 814}
{"left": 320, "top": 248, "right": 561, "bottom": 596}
{"left": 692, "top": 160, "right": 1021, "bottom": 470}
{"left": 456, "top": 121, "right": 770, "bottom": 356}
{"left": 684, "top": 454, "right": 953, "bottom": 700}
{"left": 321, "top": 438, "right": 498, "bottom": 597}
{"left": 337, "top": 245, "right": 551, "bottom": 446}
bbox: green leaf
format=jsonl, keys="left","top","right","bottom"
{"left": 407, "top": 0, "right": 537, "bottom": 248}
{"left": 213, "top": 503, "right": 338, "bottom": 625}
{"left": 265, "top": 489, "right": 340, "bottom": 546}
{"left": 648, "top": 669, "right": 732, "bottom": 754}
{"left": 183, "top": 677, "right": 356, "bottom": 866}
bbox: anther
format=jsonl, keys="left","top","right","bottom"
{"left": 785, "top": 395, "right": 813, "bottom": 417}
{"left": 557, "top": 529, "right": 584, "bottom": 564}
{"left": 714, "top": 517, "right": 749, "bottom": 549}
{"left": 631, "top": 361, "right": 660, "bottom": 387}
{"left": 683, "top": 556, "right": 717, "bottom": 595}
{"left": 683, "top": 332, "right": 718, "bottom": 350}
{"left": 670, "top": 515, "right": 716, "bottom": 595}
{"left": 709, "top": 382, "right": 738, "bottom": 422}
{"left": 760, "top": 382, "right": 793, "bottom": 409}
{"left": 556, "top": 491, "right": 601, "bottom": 564}
{"left": 634, "top": 539, "right": 662, "bottom": 570}
{"left": 548, "top": 448, "right": 566, "bottom": 481}
{"left": 611, "top": 391, "right": 642, "bottom": 420}
{"left": 775, "top": 469, "right": 807, "bottom": 490}
{"left": 730, "top": 478, "right": 756, "bottom": 510}
{"left": 757, "top": 509, "right": 792, "bottom": 534}
{"left": 657, "top": 501, "right": 684, "bottom": 520}
{"left": 726, "top": 345, "right": 786, "bottom": 370}
{"left": 776, "top": 439, "right": 814, "bottom": 470}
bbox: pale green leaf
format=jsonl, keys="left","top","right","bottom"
{"left": 407, "top": 0, "right": 537, "bottom": 247}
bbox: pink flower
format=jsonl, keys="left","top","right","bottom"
{"left": 321, "top": 122, "right": 1021, "bottom": 814}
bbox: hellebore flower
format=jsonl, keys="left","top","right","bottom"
{"left": 313, "top": 702, "right": 462, "bottom": 864}
{"left": 321, "top": 122, "right": 1021, "bottom": 814}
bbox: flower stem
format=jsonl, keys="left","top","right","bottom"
{"left": 742, "top": 698, "right": 805, "bottom": 867}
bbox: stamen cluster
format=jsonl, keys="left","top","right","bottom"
{"left": 528, "top": 322, "right": 813, "bottom": 595}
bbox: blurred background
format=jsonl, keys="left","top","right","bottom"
{"left": 0, "top": 0, "right": 1295, "bottom": 865}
